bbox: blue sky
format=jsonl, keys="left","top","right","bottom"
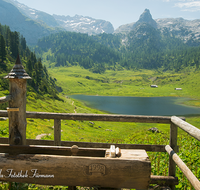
{"left": 16, "top": 0, "right": 200, "bottom": 29}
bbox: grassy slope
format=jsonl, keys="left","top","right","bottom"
{"left": 0, "top": 66, "right": 200, "bottom": 189}
{"left": 48, "top": 66, "right": 200, "bottom": 105}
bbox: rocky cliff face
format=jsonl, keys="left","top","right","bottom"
{"left": 156, "top": 18, "right": 200, "bottom": 46}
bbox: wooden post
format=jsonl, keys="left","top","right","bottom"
{"left": 4, "top": 55, "right": 31, "bottom": 145}
{"left": 168, "top": 122, "right": 178, "bottom": 190}
{"left": 54, "top": 119, "right": 61, "bottom": 146}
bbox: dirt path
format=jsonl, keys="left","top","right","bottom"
{"left": 72, "top": 101, "right": 77, "bottom": 113}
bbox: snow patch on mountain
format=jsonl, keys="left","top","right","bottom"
{"left": 53, "top": 14, "right": 114, "bottom": 35}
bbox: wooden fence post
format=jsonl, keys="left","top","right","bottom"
{"left": 4, "top": 55, "right": 31, "bottom": 145}
{"left": 54, "top": 119, "right": 61, "bottom": 146}
{"left": 169, "top": 122, "right": 178, "bottom": 190}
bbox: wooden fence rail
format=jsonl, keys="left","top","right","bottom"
{"left": 171, "top": 116, "right": 200, "bottom": 141}
{"left": 0, "top": 110, "right": 174, "bottom": 123}
{"left": 166, "top": 145, "right": 200, "bottom": 190}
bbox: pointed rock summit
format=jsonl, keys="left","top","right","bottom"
{"left": 135, "top": 9, "right": 157, "bottom": 29}
{"left": 133, "top": 9, "right": 157, "bottom": 29}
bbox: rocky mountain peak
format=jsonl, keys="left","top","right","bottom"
{"left": 114, "top": 9, "right": 158, "bottom": 34}
{"left": 139, "top": 9, "right": 152, "bottom": 22}
{"left": 136, "top": 9, "right": 157, "bottom": 28}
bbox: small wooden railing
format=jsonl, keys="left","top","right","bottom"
{"left": 0, "top": 106, "right": 200, "bottom": 189}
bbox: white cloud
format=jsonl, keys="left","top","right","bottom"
{"left": 174, "top": 1, "right": 200, "bottom": 12}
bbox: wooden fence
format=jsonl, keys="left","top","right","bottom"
{"left": 0, "top": 109, "right": 200, "bottom": 189}
{"left": 0, "top": 56, "right": 200, "bottom": 189}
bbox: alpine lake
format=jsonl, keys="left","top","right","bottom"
{"left": 69, "top": 95, "right": 200, "bottom": 117}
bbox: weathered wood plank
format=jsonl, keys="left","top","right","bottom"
{"left": 0, "top": 110, "right": 178, "bottom": 124}
{"left": 25, "top": 112, "right": 172, "bottom": 123}
{"left": 0, "top": 138, "right": 8, "bottom": 144}
{"left": 54, "top": 119, "right": 61, "bottom": 146}
{"left": 171, "top": 116, "right": 200, "bottom": 141}
{"left": 0, "top": 149, "right": 151, "bottom": 189}
{"left": 0, "top": 110, "right": 175, "bottom": 124}
{"left": 150, "top": 175, "right": 179, "bottom": 185}
{"left": 165, "top": 145, "right": 200, "bottom": 190}
{"left": 0, "top": 110, "right": 7, "bottom": 117}
{"left": 0, "top": 95, "right": 12, "bottom": 104}
{"left": 169, "top": 123, "right": 178, "bottom": 190}
{"left": 8, "top": 79, "right": 27, "bottom": 145}
{"left": 0, "top": 138, "right": 167, "bottom": 152}
{"left": 0, "top": 144, "right": 106, "bottom": 157}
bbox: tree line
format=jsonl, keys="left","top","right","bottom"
{"left": 0, "top": 23, "right": 59, "bottom": 100}
{"left": 36, "top": 31, "right": 121, "bottom": 73}
{"left": 35, "top": 24, "right": 200, "bottom": 73}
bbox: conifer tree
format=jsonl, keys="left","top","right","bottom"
{"left": 0, "top": 34, "right": 6, "bottom": 62}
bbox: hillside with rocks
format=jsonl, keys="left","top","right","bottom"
{"left": 114, "top": 9, "right": 200, "bottom": 46}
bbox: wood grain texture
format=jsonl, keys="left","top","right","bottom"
{"left": 0, "top": 111, "right": 176, "bottom": 124}
{"left": 0, "top": 144, "right": 106, "bottom": 157}
{"left": 8, "top": 79, "right": 27, "bottom": 145}
{"left": 150, "top": 175, "right": 178, "bottom": 185}
{"left": 0, "top": 138, "right": 167, "bottom": 152}
{"left": 0, "top": 149, "right": 151, "bottom": 189}
{"left": 168, "top": 123, "right": 178, "bottom": 190}
{"left": 54, "top": 119, "right": 61, "bottom": 146}
{"left": 171, "top": 116, "right": 200, "bottom": 141}
{"left": 25, "top": 112, "right": 172, "bottom": 123}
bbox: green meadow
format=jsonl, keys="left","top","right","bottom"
{"left": 0, "top": 66, "right": 200, "bottom": 189}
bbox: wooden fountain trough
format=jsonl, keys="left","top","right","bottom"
{"left": 0, "top": 144, "right": 151, "bottom": 189}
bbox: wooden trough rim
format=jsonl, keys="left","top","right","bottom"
{"left": 0, "top": 137, "right": 174, "bottom": 152}
{"left": 0, "top": 144, "right": 151, "bottom": 161}
{"left": 0, "top": 144, "right": 106, "bottom": 157}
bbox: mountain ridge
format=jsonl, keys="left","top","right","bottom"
{"left": 1, "top": 0, "right": 114, "bottom": 44}
{"left": 6, "top": 0, "right": 114, "bottom": 34}
{"left": 114, "top": 9, "right": 200, "bottom": 46}
{"left": 0, "top": 0, "right": 200, "bottom": 47}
